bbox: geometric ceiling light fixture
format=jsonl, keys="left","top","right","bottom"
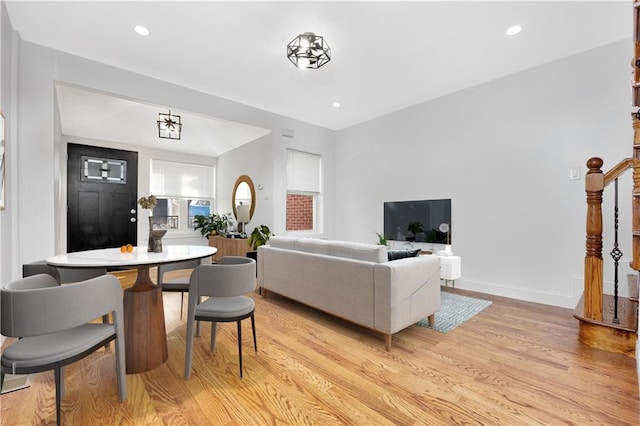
{"left": 286, "top": 32, "right": 331, "bottom": 69}
{"left": 157, "top": 110, "right": 182, "bottom": 140}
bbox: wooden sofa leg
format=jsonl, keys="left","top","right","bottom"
{"left": 384, "top": 334, "right": 392, "bottom": 351}
{"left": 261, "top": 288, "right": 268, "bottom": 298}
{"left": 428, "top": 314, "right": 436, "bottom": 327}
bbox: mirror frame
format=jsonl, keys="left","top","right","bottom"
{"left": 232, "top": 174, "right": 256, "bottom": 221}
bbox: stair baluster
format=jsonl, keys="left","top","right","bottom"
{"left": 610, "top": 178, "right": 622, "bottom": 324}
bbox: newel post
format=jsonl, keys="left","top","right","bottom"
{"left": 584, "top": 157, "right": 604, "bottom": 320}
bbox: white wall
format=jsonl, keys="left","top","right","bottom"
{"left": 9, "top": 39, "right": 335, "bottom": 276}
{"left": 0, "top": 0, "right": 18, "bottom": 285}
{"left": 335, "top": 39, "right": 632, "bottom": 308}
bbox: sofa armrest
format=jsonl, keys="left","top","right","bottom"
{"left": 373, "top": 255, "right": 441, "bottom": 334}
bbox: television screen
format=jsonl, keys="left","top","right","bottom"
{"left": 383, "top": 199, "right": 451, "bottom": 244}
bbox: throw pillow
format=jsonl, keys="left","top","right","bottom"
{"left": 387, "top": 248, "right": 421, "bottom": 261}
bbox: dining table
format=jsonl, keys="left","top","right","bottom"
{"left": 46, "top": 244, "right": 217, "bottom": 374}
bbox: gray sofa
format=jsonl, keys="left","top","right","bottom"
{"left": 257, "top": 236, "right": 441, "bottom": 350}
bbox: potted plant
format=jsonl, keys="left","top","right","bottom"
{"left": 249, "top": 225, "right": 272, "bottom": 250}
{"left": 375, "top": 232, "right": 388, "bottom": 246}
{"left": 246, "top": 224, "right": 272, "bottom": 263}
{"left": 193, "top": 213, "right": 234, "bottom": 238}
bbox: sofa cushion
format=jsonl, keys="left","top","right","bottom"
{"left": 294, "top": 238, "right": 330, "bottom": 255}
{"left": 268, "top": 236, "right": 298, "bottom": 250}
{"left": 328, "top": 241, "right": 388, "bottom": 263}
{"left": 387, "top": 249, "right": 422, "bottom": 261}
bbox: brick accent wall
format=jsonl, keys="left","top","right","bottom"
{"left": 286, "top": 194, "right": 314, "bottom": 231}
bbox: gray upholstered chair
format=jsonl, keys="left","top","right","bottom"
{"left": 22, "top": 260, "right": 107, "bottom": 284}
{"left": 0, "top": 274, "right": 127, "bottom": 425}
{"left": 184, "top": 256, "right": 257, "bottom": 379}
{"left": 22, "top": 260, "right": 62, "bottom": 283}
{"left": 157, "top": 258, "right": 202, "bottom": 319}
{"left": 22, "top": 261, "right": 111, "bottom": 348}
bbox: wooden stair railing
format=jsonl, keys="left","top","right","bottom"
{"left": 583, "top": 157, "right": 634, "bottom": 320}
{"left": 577, "top": 156, "right": 638, "bottom": 356}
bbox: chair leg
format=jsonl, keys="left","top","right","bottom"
{"left": 251, "top": 312, "right": 257, "bottom": 352}
{"left": 55, "top": 366, "right": 62, "bottom": 426}
{"left": 237, "top": 320, "right": 243, "bottom": 378}
{"left": 180, "top": 292, "right": 185, "bottom": 320}
{"left": 210, "top": 322, "right": 218, "bottom": 351}
{"left": 0, "top": 371, "right": 5, "bottom": 392}
{"left": 102, "top": 314, "right": 111, "bottom": 349}
{"left": 60, "top": 367, "right": 65, "bottom": 398}
{"left": 185, "top": 315, "right": 195, "bottom": 379}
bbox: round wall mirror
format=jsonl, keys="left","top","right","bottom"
{"left": 232, "top": 175, "right": 256, "bottom": 222}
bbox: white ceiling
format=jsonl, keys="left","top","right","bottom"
{"left": 55, "top": 83, "right": 272, "bottom": 156}
{"left": 5, "top": 1, "right": 631, "bottom": 152}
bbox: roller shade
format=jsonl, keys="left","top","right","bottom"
{"left": 286, "top": 149, "right": 321, "bottom": 193}
{"left": 150, "top": 159, "right": 214, "bottom": 198}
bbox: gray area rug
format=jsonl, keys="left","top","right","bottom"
{"left": 417, "top": 291, "right": 492, "bottom": 333}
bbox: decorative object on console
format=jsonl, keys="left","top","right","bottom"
{"left": 376, "top": 232, "right": 388, "bottom": 246}
{"left": 287, "top": 32, "right": 331, "bottom": 69}
{"left": 157, "top": 109, "right": 182, "bottom": 140}
{"left": 237, "top": 204, "right": 250, "bottom": 237}
{"left": 439, "top": 223, "right": 450, "bottom": 244}
{"left": 436, "top": 222, "right": 453, "bottom": 256}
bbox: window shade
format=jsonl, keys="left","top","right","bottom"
{"left": 286, "top": 149, "right": 321, "bottom": 193}
{"left": 150, "top": 159, "right": 214, "bottom": 198}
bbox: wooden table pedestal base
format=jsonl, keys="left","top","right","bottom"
{"left": 123, "top": 267, "right": 168, "bottom": 374}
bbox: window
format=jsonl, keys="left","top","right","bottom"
{"left": 286, "top": 149, "right": 322, "bottom": 232}
{"left": 150, "top": 159, "right": 214, "bottom": 231}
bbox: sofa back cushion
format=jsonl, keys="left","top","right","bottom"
{"left": 294, "top": 238, "right": 331, "bottom": 255}
{"left": 268, "top": 236, "right": 298, "bottom": 250}
{"left": 268, "top": 236, "right": 387, "bottom": 263}
{"left": 328, "top": 241, "right": 388, "bottom": 263}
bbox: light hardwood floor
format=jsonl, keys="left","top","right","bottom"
{"left": 1, "top": 271, "right": 639, "bottom": 425}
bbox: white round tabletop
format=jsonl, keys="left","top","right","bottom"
{"left": 46, "top": 245, "right": 217, "bottom": 268}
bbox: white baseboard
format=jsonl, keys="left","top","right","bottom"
{"left": 453, "top": 279, "right": 577, "bottom": 309}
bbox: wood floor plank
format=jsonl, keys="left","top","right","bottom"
{"left": 1, "top": 273, "right": 638, "bottom": 425}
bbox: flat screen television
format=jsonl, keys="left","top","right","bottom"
{"left": 383, "top": 199, "right": 451, "bottom": 244}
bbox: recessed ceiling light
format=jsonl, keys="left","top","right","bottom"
{"left": 134, "top": 25, "right": 150, "bottom": 37}
{"left": 332, "top": 102, "right": 341, "bottom": 108}
{"left": 506, "top": 25, "right": 522, "bottom": 36}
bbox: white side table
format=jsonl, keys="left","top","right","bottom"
{"left": 440, "top": 256, "right": 461, "bottom": 287}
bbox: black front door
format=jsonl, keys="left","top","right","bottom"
{"left": 67, "top": 143, "right": 138, "bottom": 252}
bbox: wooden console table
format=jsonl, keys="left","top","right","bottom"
{"left": 208, "top": 235, "right": 252, "bottom": 261}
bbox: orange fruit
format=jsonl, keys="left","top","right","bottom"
{"left": 120, "top": 245, "right": 126, "bottom": 253}
{"left": 126, "top": 244, "right": 133, "bottom": 253}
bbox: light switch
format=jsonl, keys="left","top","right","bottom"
{"left": 569, "top": 167, "right": 581, "bottom": 181}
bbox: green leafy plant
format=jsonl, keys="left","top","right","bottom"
{"left": 376, "top": 232, "right": 388, "bottom": 246}
{"left": 193, "top": 213, "right": 234, "bottom": 238}
{"left": 249, "top": 225, "right": 272, "bottom": 250}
